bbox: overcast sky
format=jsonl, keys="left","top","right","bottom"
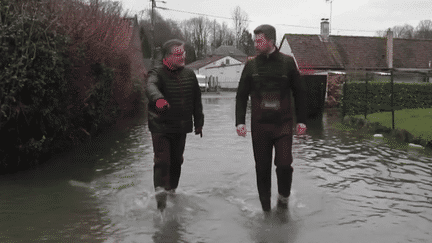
{"left": 117, "top": 0, "right": 431, "bottom": 44}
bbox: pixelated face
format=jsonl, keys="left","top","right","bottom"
{"left": 163, "top": 44, "right": 186, "bottom": 69}
{"left": 254, "top": 33, "right": 273, "bottom": 55}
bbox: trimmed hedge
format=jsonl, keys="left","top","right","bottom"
{"left": 341, "top": 81, "right": 432, "bottom": 117}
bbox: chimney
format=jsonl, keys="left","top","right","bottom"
{"left": 320, "top": 18, "right": 330, "bottom": 42}
{"left": 386, "top": 30, "right": 393, "bottom": 69}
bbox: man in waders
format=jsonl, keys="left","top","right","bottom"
{"left": 235, "top": 25, "right": 307, "bottom": 213}
{"left": 146, "top": 39, "right": 204, "bottom": 212}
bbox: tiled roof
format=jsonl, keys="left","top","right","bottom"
{"left": 186, "top": 55, "right": 248, "bottom": 70}
{"left": 185, "top": 56, "right": 225, "bottom": 70}
{"left": 186, "top": 46, "right": 247, "bottom": 70}
{"left": 234, "top": 56, "right": 248, "bottom": 63}
{"left": 284, "top": 34, "right": 432, "bottom": 70}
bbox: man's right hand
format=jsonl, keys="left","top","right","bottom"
{"left": 236, "top": 124, "right": 247, "bottom": 137}
{"left": 155, "top": 99, "right": 170, "bottom": 111}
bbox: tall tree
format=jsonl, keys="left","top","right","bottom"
{"left": 239, "top": 30, "right": 255, "bottom": 56}
{"left": 209, "top": 19, "right": 219, "bottom": 52}
{"left": 376, "top": 25, "right": 414, "bottom": 39}
{"left": 179, "top": 21, "right": 197, "bottom": 63}
{"left": 139, "top": 25, "right": 152, "bottom": 58}
{"left": 224, "top": 28, "right": 236, "bottom": 46}
{"left": 218, "top": 22, "right": 235, "bottom": 47}
{"left": 376, "top": 28, "right": 390, "bottom": 38}
{"left": 181, "top": 17, "right": 211, "bottom": 59}
{"left": 377, "top": 20, "right": 432, "bottom": 40}
{"left": 232, "top": 6, "right": 249, "bottom": 49}
{"left": 415, "top": 20, "right": 432, "bottom": 39}
{"left": 209, "top": 20, "right": 236, "bottom": 51}
{"left": 139, "top": 10, "right": 184, "bottom": 59}
{"left": 88, "top": 0, "right": 123, "bottom": 15}
{"left": 184, "top": 43, "right": 197, "bottom": 64}
{"left": 393, "top": 24, "right": 415, "bottom": 39}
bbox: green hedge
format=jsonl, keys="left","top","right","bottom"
{"left": 341, "top": 81, "right": 432, "bottom": 117}
{"left": 1, "top": 1, "right": 74, "bottom": 170}
{"left": 0, "top": 0, "right": 141, "bottom": 173}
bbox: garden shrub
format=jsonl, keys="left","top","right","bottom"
{"left": 325, "top": 74, "right": 345, "bottom": 108}
{"left": 0, "top": 0, "right": 147, "bottom": 173}
{"left": 1, "top": 0, "right": 73, "bottom": 170}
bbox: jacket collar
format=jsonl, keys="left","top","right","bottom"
{"left": 163, "top": 65, "right": 184, "bottom": 75}
{"left": 257, "top": 47, "right": 280, "bottom": 61}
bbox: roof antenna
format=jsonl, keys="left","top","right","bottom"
{"left": 325, "top": 0, "right": 333, "bottom": 35}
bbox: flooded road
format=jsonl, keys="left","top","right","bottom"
{"left": 1, "top": 92, "right": 431, "bottom": 243}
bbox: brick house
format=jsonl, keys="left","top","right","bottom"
{"left": 280, "top": 19, "right": 432, "bottom": 79}
{"left": 279, "top": 19, "right": 432, "bottom": 112}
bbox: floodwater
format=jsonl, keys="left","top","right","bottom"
{"left": 1, "top": 92, "right": 431, "bottom": 243}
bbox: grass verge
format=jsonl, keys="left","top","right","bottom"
{"left": 344, "top": 108, "right": 432, "bottom": 149}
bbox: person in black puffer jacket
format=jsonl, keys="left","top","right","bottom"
{"left": 146, "top": 39, "right": 204, "bottom": 212}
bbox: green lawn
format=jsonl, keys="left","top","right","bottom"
{"left": 355, "top": 108, "right": 432, "bottom": 141}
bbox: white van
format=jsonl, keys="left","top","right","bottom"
{"left": 196, "top": 74, "right": 208, "bottom": 92}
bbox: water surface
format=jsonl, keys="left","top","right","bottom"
{"left": 1, "top": 92, "right": 431, "bottom": 243}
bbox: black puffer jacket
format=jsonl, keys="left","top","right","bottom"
{"left": 146, "top": 65, "right": 204, "bottom": 133}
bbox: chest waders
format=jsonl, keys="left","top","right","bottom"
{"left": 250, "top": 58, "right": 290, "bottom": 124}
{"left": 249, "top": 56, "right": 294, "bottom": 212}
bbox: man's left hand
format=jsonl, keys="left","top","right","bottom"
{"left": 195, "top": 127, "right": 203, "bottom": 137}
{"left": 296, "top": 123, "right": 307, "bottom": 135}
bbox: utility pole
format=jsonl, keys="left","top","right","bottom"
{"left": 150, "top": 0, "right": 155, "bottom": 66}
{"left": 150, "top": 0, "right": 166, "bottom": 66}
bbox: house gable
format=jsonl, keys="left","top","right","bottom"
{"left": 203, "top": 56, "right": 242, "bottom": 70}
{"left": 186, "top": 56, "right": 225, "bottom": 71}
{"left": 280, "top": 38, "right": 294, "bottom": 57}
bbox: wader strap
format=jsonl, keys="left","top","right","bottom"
{"left": 250, "top": 57, "right": 290, "bottom": 98}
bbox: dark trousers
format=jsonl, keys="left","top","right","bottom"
{"left": 251, "top": 121, "right": 294, "bottom": 211}
{"left": 151, "top": 133, "right": 187, "bottom": 191}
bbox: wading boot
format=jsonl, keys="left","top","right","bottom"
{"left": 155, "top": 187, "right": 167, "bottom": 212}
{"left": 276, "top": 194, "right": 289, "bottom": 211}
{"left": 167, "top": 188, "right": 176, "bottom": 199}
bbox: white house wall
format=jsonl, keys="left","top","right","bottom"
{"left": 198, "top": 56, "right": 242, "bottom": 74}
{"left": 204, "top": 64, "right": 245, "bottom": 88}
{"left": 279, "top": 38, "right": 302, "bottom": 71}
{"left": 279, "top": 38, "right": 294, "bottom": 57}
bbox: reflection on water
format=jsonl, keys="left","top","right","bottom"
{"left": 1, "top": 92, "right": 431, "bottom": 243}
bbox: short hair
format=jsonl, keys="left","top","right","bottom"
{"left": 253, "top": 24, "right": 276, "bottom": 43}
{"left": 162, "top": 39, "right": 185, "bottom": 58}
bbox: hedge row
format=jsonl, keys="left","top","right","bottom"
{"left": 341, "top": 81, "right": 432, "bottom": 117}
{"left": 0, "top": 0, "right": 146, "bottom": 174}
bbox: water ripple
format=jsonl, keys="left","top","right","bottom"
{"left": 300, "top": 131, "right": 432, "bottom": 234}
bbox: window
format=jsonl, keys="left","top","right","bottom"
{"left": 226, "top": 59, "right": 230, "bottom": 65}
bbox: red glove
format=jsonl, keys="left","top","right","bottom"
{"left": 155, "top": 99, "right": 169, "bottom": 111}
{"left": 236, "top": 124, "right": 247, "bottom": 137}
{"left": 296, "top": 123, "right": 307, "bottom": 135}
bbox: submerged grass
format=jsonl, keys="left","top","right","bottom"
{"left": 361, "top": 108, "right": 432, "bottom": 142}
{"left": 346, "top": 108, "right": 432, "bottom": 149}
